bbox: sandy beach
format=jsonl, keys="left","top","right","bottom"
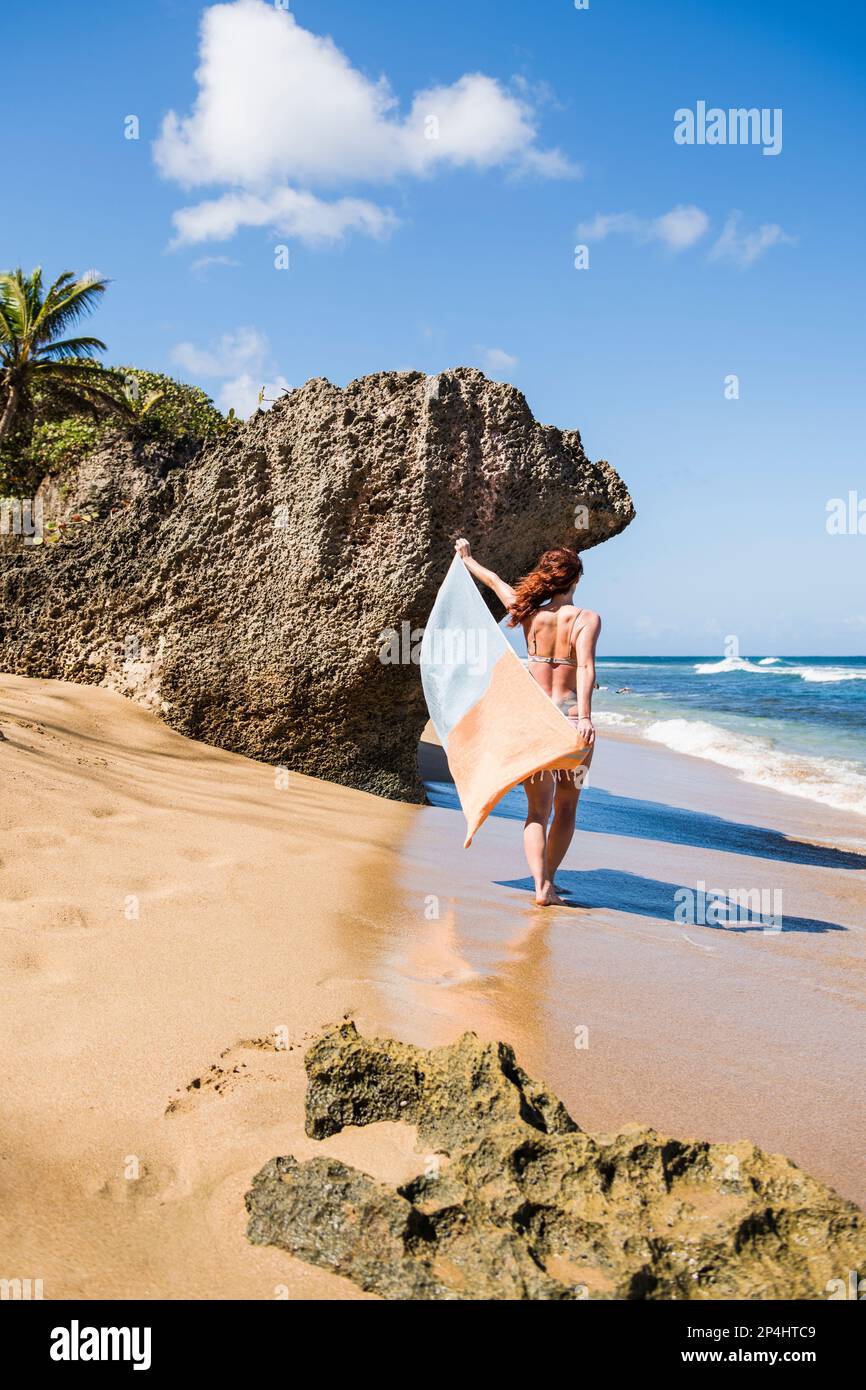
{"left": 1, "top": 673, "right": 864, "bottom": 1300}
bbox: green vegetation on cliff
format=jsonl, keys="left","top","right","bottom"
{"left": 0, "top": 267, "right": 235, "bottom": 496}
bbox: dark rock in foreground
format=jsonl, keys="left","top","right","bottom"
{"left": 0, "top": 369, "right": 634, "bottom": 800}
{"left": 245, "top": 1021, "right": 866, "bottom": 1300}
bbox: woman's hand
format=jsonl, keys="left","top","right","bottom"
{"left": 453, "top": 541, "right": 516, "bottom": 610}
{"left": 575, "top": 716, "right": 595, "bottom": 746}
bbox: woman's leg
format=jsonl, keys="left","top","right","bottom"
{"left": 522, "top": 775, "right": 559, "bottom": 905}
{"left": 547, "top": 776, "right": 582, "bottom": 884}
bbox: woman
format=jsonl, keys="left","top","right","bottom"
{"left": 454, "top": 538, "right": 600, "bottom": 907}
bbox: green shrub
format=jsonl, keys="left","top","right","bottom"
{"left": 116, "top": 367, "right": 226, "bottom": 442}
{"left": 0, "top": 365, "right": 237, "bottom": 497}
{"left": 27, "top": 417, "right": 102, "bottom": 474}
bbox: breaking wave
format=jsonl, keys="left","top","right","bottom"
{"left": 694, "top": 657, "right": 866, "bottom": 683}
{"left": 642, "top": 718, "right": 866, "bottom": 817}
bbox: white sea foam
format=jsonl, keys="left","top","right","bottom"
{"left": 694, "top": 657, "right": 866, "bottom": 683}
{"left": 694, "top": 656, "right": 764, "bottom": 675}
{"left": 593, "top": 710, "right": 638, "bottom": 728}
{"left": 643, "top": 718, "right": 866, "bottom": 817}
{"left": 798, "top": 667, "right": 866, "bottom": 683}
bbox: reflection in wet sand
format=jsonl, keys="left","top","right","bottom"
{"left": 350, "top": 737, "right": 866, "bottom": 1208}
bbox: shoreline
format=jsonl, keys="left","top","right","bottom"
{"left": 592, "top": 720, "right": 866, "bottom": 848}
{"left": 424, "top": 713, "right": 866, "bottom": 853}
{"left": 2, "top": 674, "right": 864, "bottom": 1299}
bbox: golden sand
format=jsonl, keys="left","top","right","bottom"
{"left": 1, "top": 675, "right": 863, "bottom": 1299}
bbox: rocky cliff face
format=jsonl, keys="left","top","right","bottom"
{"left": 245, "top": 1021, "right": 866, "bottom": 1301}
{"left": 0, "top": 368, "right": 634, "bottom": 799}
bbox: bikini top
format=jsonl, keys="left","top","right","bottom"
{"left": 526, "top": 610, "right": 583, "bottom": 667}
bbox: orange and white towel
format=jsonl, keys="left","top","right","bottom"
{"left": 421, "top": 557, "right": 592, "bottom": 845}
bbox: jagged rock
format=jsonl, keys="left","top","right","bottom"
{"left": 303, "top": 1020, "right": 579, "bottom": 1149}
{"left": 0, "top": 369, "right": 633, "bottom": 799}
{"left": 247, "top": 1154, "right": 571, "bottom": 1300}
{"left": 245, "top": 1021, "right": 866, "bottom": 1301}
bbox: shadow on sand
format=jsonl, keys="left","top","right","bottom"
{"left": 419, "top": 737, "right": 866, "bottom": 873}
{"left": 495, "top": 869, "right": 846, "bottom": 935}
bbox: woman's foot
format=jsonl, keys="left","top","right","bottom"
{"left": 535, "top": 880, "right": 565, "bottom": 907}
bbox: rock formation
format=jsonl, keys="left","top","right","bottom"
{"left": 0, "top": 369, "right": 634, "bottom": 799}
{"left": 245, "top": 1020, "right": 866, "bottom": 1301}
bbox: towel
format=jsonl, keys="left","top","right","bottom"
{"left": 421, "top": 557, "right": 592, "bottom": 845}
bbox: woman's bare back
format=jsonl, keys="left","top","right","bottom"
{"left": 522, "top": 605, "right": 585, "bottom": 709}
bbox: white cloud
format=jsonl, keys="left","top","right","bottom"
{"left": 514, "top": 146, "right": 581, "bottom": 179}
{"left": 172, "top": 188, "right": 398, "bottom": 248}
{"left": 172, "top": 327, "right": 266, "bottom": 378}
{"left": 577, "top": 211, "right": 642, "bottom": 241}
{"left": 653, "top": 205, "right": 711, "bottom": 251}
{"left": 155, "top": 0, "right": 577, "bottom": 247}
{"left": 478, "top": 346, "right": 518, "bottom": 375}
{"left": 577, "top": 204, "right": 709, "bottom": 252}
{"left": 190, "top": 254, "right": 241, "bottom": 274}
{"left": 171, "top": 327, "right": 289, "bottom": 418}
{"left": 577, "top": 205, "right": 794, "bottom": 267}
{"left": 708, "top": 212, "right": 796, "bottom": 268}
{"left": 217, "top": 373, "right": 291, "bottom": 419}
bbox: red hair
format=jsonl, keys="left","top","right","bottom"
{"left": 508, "top": 547, "right": 584, "bottom": 626}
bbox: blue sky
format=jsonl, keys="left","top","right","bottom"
{"left": 5, "top": 0, "right": 865, "bottom": 653}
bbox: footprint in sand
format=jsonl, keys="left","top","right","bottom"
{"left": 0, "top": 899, "right": 89, "bottom": 931}
{"left": 6, "top": 828, "right": 66, "bottom": 851}
{"left": 164, "top": 1034, "right": 306, "bottom": 1115}
{"left": 177, "top": 847, "right": 240, "bottom": 870}
{"left": 87, "top": 1158, "right": 189, "bottom": 1205}
{"left": 5, "top": 950, "right": 42, "bottom": 972}
{"left": 11, "top": 718, "right": 48, "bottom": 735}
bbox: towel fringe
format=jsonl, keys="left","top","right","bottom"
{"left": 529, "top": 767, "right": 584, "bottom": 785}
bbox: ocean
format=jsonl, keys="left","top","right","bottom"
{"left": 424, "top": 648, "right": 866, "bottom": 825}
{"left": 592, "top": 655, "right": 866, "bottom": 819}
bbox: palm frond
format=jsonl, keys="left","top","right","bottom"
{"left": 0, "top": 295, "right": 17, "bottom": 346}
{"left": 33, "top": 374, "right": 135, "bottom": 421}
{"left": 0, "top": 267, "right": 120, "bottom": 444}
{"left": 34, "top": 271, "right": 109, "bottom": 343}
{"left": 0, "top": 271, "right": 31, "bottom": 340}
{"left": 36, "top": 335, "right": 108, "bottom": 361}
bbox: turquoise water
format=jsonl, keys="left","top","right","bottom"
{"left": 496, "top": 622, "right": 866, "bottom": 817}
{"left": 591, "top": 655, "right": 866, "bottom": 818}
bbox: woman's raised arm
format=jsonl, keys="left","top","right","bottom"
{"left": 454, "top": 538, "right": 517, "bottom": 611}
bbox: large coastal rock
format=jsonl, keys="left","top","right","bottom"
{"left": 245, "top": 1021, "right": 866, "bottom": 1301}
{"left": 0, "top": 369, "right": 634, "bottom": 799}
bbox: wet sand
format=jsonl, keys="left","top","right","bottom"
{"left": 414, "top": 734, "right": 866, "bottom": 1208}
{"left": 1, "top": 675, "right": 863, "bottom": 1300}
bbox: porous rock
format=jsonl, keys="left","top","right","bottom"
{"left": 0, "top": 369, "right": 634, "bottom": 799}
{"left": 245, "top": 1021, "right": 866, "bottom": 1301}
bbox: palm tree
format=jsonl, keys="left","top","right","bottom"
{"left": 0, "top": 267, "right": 131, "bottom": 443}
